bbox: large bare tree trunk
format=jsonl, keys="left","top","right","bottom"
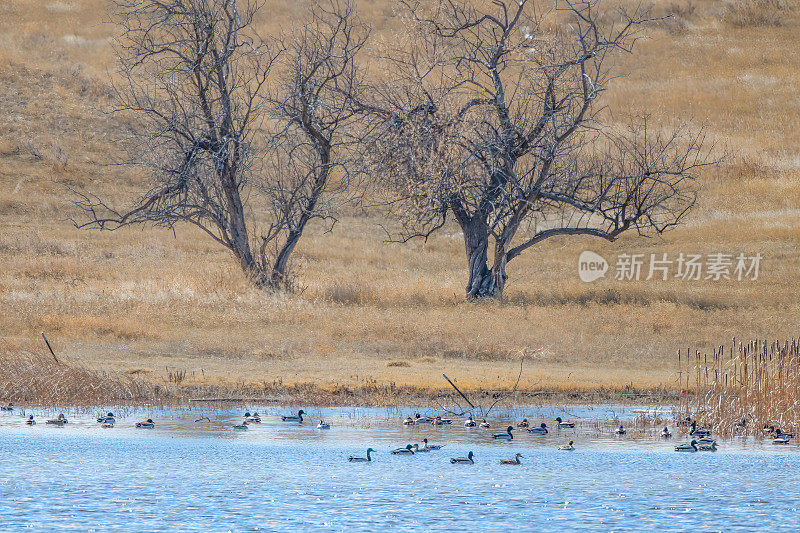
{"left": 462, "top": 217, "right": 506, "bottom": 299}
{"left": 270, "top": 230, "right": 301, "bottom": 285}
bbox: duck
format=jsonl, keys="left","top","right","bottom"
{"left": 661, "top": 427, "right": 672, "bottom": 438}
{"left": 493, "top": 426, "right": 514, "bottom": 440}
{"left": 413, "top": 413, "right": 432, "bottom": 424}
{"left": 558, "top": 441, "right": 575, "bottom": 451}
{"left": 464, "top": 416, "right": 476, "bottom": 427}
{"left": 46, "top": 414, "right": 68, "bottom": 426}
{"left": 0, "top": 402, "right": 13, "bottom": 412}
{"left": 450, "top": 451, "right": 475, "bottom": 464}
{"left": 773, "top": 435, "right": 791, "bottom": 445}
{"left": 734, "top": 417, "right": 747, "bottom": 429}
{"left": 96, "top": 412, "right": 115, "bottom": 423}
{"left": 421, "top": 438, "right": 443, "bottom": 450}
{"left": 677, "top": 416, "right": 693, "bottom": 427}
{"left": 432, "top": 416, "right": 452, "bottom": 425}
{"left": 25, "top": 415, "right": 35, "bottom": 425}
{"left": 555, "top": 417, "right": 575, "bottom": 428}
{"left": 412, "top": 443, "right": 429, "bottom": 453}
{"left": 233, "top": 423, "right": 248, "bottom": 430}
{"left": 697, "top": 438, "right": 717, "bottom": 451}
{"left": 403, "top": 416, "right": 414, "bottom": 425}
{"left": 391, "top": 444, "right": 415, "bottom": 455}
{"left": 675, "top": 440, "right": 699, "bottom": 452}
{"left": 517, "top": 418, "right": 529, "bottom": 428}
{"left": 316, "top": 420, "right": 330, "bottom": 430}
{"left": 349, "top": 448, "right": 375, "bottom": 462}
{"left": 479, "top": 419, "right": 491, "bottom": 428}
{"left": 101, "top": 421, "right": 114, "bottom": 428}
{"left": 528, "top": 423, "right": 548, "bottom": 435}
{"left": 770, "top": 427, "right": 794, "bottom": 439}
{"left": 281, "top": 410, "right": 305, "bottom": 423}
{"left": 614, "top": 424, "right": 626, "bottom": 435}
{"left": 689, "top": 421, "right": 711, "bottom": 438}
{"left": 136, "top": 418, "right": 155, "bottom": 428}
{"left": 500, "top": 453, "right": 523, "bottom": 465}
{"left": 244, "top": 412, "right": 261, "bottom": 423}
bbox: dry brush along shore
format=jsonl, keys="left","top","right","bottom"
{"left": 0, "top": 342, "right": 681, "bottom": 408}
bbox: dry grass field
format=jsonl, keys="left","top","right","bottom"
{"left": 1, "top": 0, "right": 799, "bottom": 400}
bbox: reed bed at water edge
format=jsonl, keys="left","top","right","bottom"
{"left": 0, "top": 347, "right": 160, "bottom": 406}
{"left": 678, "top": 338, "right": 800, "bottom": 436}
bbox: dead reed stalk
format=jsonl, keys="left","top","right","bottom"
{"left": 678, "top": 338, "right": 800, "bottom": 436}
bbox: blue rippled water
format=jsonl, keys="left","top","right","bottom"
{"left": 0, "top": 406, "right": 797, "bottom": 531}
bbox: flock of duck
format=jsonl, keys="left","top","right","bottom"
{"left": 350, "top": 412, "right": 795, "bottom": 463}
{"left": 4, "top": 403, "right": 795, "bottom": 462}
{"left": 16, "top": 411, "right": 156, "bottom": 429}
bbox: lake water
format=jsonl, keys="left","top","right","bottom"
{"left": 1, "top": 405, "right": 797, "bottom": 531}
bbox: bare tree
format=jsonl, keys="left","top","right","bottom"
{"left": 73, "top": 0, "right": 367, "bottom": 288}
{"left": 258, "top": 0, "right": 369, "bottom": 286}
{"left": 365, "top": 0, "right": 712, "bottom": 299}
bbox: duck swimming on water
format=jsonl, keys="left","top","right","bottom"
{"left": 96, "top": 412, "right": 115, "bottom": 424}
{"left": 244, "top": 412, "right": 261, "bottom": 423}
{"left": 25, "top": 415, "right": 35, "bottom": 425}
{"left": 479, "top": 419, "right": 491, "bottom": 428}
{"left": 697, "top": 438, "right": 717, "bottom": 451}
{"left": 414, "top": 413, "right": 433, "bottom": 424}
{"left": 614, "top": 425, "right": 626, "bottom": 435}
{"left": 316, "top": 420, "right": 330, "bottom": 430}
{"left": 0, "top": 403, "right": 12, "bottom": 412}
{"left": 493, "top": 426, "right": 514, "bottom": 440}
{"left": 392, "top": 444, "right": 415, "bottom": 455}
{"left": 769, "top": 426, "right": 794, "bottom": 439}
{"left": 558, "top": 441, "right": 575, "bottom": 451}
{"left": 281, "top": 410, "right": 305, "bottom": 423}
{"left": 555, "top": 417, "right": 575, "bottom": 429}
{"left": 661, "top": 427, "right": 672, "bottom": 438}
{"left": 46, "top": 414, "right": 68, "bottom": 426}
{"left": 528, "top": 423, "right": 548, "bottom": 435}
{"left": 500, "top": 453, "right": 523, "bottom": 465}
{"left": 517, "top": 419, "right": 529, "bottom": 428}
{"left": 464, "top": 416, "right": 476, "bottom": 427}
{"left": 450, "top": 451, "right": 474, "bottom": 464}
{"left": 349, "top": 448, "right": 375, "bottom": 462}
{"left": 136, "top": 419, "right": 155, "bottom": 428}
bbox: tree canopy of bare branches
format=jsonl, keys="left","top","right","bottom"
{"left": 73, "top": 0, "right": 367, "bottom": 288}
{"left": 365, "top": 0, "right": 712, "bottom": 298}
{"left": 259, "top": 0, "right": 368, "bottom": 285}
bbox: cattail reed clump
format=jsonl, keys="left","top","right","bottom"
{"left": 677, "top": 338, "right": 800, "bottom": 436}
{"left": 0, "top": 349, "right": 159, "bottom": 406}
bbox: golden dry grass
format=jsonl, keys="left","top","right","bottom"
{"left": 1, "top": 0, "right": 799, "bottom": 399}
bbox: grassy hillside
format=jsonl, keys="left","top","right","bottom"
{"left": 1, "top": 0, "right": 799, "bottom": 395}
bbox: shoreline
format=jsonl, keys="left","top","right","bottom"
{"left": 1, "top": 382, "right": 684, "bottom": 409}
